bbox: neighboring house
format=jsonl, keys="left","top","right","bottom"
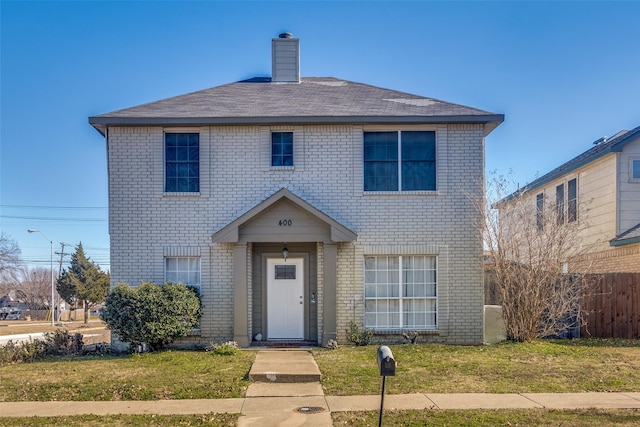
{"left": 499, "top": 126, "right": 640, "bottom": 273}
{"left": 89, "top": 34, "right": 504, "bottom": 347}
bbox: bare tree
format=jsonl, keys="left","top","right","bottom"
{"left": 0, "top": 232, "right": 21, "bottom": 278}
{"left": 12, "top": 266, "right": 56, "bottom": 310}
{"left": 479, "top": 172, "right": 592, "bottom": 342}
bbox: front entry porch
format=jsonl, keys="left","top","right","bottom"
{"left": 211, "top": 188, "right": 357, "bottom": 347}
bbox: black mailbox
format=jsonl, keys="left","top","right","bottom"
{"left": 377, "top": 346, "right": 396, "bottom": 376}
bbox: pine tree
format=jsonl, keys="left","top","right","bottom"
{"left": 57, "top": 243, "right": 110, "bottom": 324}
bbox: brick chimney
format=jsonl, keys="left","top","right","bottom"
{"left": 272, "top": 33, "right": 300, "bottom": 83}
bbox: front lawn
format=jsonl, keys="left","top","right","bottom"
{"left": 1, "top": 339, "right": 639, "bottom": 402}
{"left": 313, "top": 339, "right": 640, "bottom": 395}
{"left": 0, "top": 350, "right": 254, "bottom": 402}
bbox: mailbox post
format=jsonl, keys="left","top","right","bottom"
{"left": 376, "top": 346, "right": 396, "bottom": 427}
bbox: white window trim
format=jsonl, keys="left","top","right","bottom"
{"left": 163, "top": 129, "right": 202, "bottom": 195}
{"left": 364, "top": 255, "right": 438, "bottom": 331}
{"left": 264, "top": 126, "right": 304, "bottom": 171}
{"left": 545, "top": 176, "right": 578, "bottom": 225}
{"left": 630, "top": 158, "right": 640, "bottom": 183}
{"left": 164, "top": 256, "right": 201, "bottom": 293}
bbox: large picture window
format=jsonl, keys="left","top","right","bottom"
{"left": 165, "top": 133, "right": 199, "bottom": 192}
{"left": 165, "top": 257, "right": 200, "bottom": 293}
{"left": 364, "top": 255, "right": 437, "bottom": 330}
{"left": 364, "top": 131, "right": 436, "bottom": 191}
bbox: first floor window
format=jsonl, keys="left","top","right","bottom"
{"left": 165, "top": 133, "right": 199, "bottom": 192}
{"left": 165, "top": 257, "right": 200, "bottom": 293}
{"left": 364, "top": 255, "right": 437, "bottom": 330}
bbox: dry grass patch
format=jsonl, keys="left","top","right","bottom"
{"left": 332, "top": 409, "right": 640, "bottom": 426}
{"left": 0, "top": 413, "right": 239, "bottom": 426}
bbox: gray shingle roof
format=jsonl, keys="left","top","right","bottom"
{"left": 498, "top": 125, "right": 640, "bottom": 205}
{"left": 611, "top": 222, "right": 640, "bottom": 247}
{"left": 89, "top": 77, "right": 503, "bottom": 135}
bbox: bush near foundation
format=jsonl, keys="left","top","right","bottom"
{"left": 101, "top": 282, "right": 202, "bottom": 352}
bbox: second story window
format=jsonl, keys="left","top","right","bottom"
{"left": 567, "top": 178, "right": 577, "bottom": 223}
{"left": 271, "top": 132, "right": 294, "bottom": 167}
{"left": 364, "top": 131, "right": 436, "bottom": 192}
{"left": 165, "top": 133, "right": 199, "bottom": 192}
{"left": 556, "top": 184, "right": 565, "bottom": 224}
{"left": 536, "top": 193, "right": 544, "bottom": 231}
{"left": 632, "top": 159, "right": 640, "bottom": 181}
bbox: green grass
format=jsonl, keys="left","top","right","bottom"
{"left": 0, "top": 413, "right": 239, "bottom": 426}
{"left": 2, "top": 339, "right": 640, "bottom": 401}
{"left": 312, "top": 339, "right": 640, "bottom": 395}
{"left": 332, "top": 409, "right": 640, "bottom": 426}
{"left": 0, "top": 350, "right": 254, "bottom": 401}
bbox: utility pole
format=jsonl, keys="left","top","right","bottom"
{"left": 55, "top": 242, "right": 71, "bottom": 322}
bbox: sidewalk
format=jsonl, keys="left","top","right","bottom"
{"left": 2, "top": 350, "right": 640, "bottom": 425}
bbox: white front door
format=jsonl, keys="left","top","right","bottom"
{"left": 267, "top": 258, "right": 304, "bottom": 339}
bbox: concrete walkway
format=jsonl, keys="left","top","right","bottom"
{"left": 2, "top": 350, "right": 640, "bottom": 425}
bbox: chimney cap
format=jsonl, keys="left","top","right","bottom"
{"left": 279, "top": 32, "right": 293, "bottom": 39}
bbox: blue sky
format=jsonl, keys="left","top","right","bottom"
{"left": 1, "top": 1, "right": 639, "bottom": 270}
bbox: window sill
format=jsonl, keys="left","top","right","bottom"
{"left": 269, "top": 166, "right": 295, "bottom": 171}
{"left": 363, "top": 190, "right": 440, "bottom": 196}
{"left": 370, "top": 329, "right": 439, "bottom": 335}
{"left": 163, "top": 192, "right": 201, "bottom": 197}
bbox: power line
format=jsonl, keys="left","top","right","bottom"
{"left": 1, "top": 204, "right": 107, "bottom": 210}
{"left": 0, "top": 215, "right": 106, "bottom": 222}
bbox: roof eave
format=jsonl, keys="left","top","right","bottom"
{"left": 89, "top": 114, "right": 504, "bottom": 134}
{"left": 610, "top": 236, "right": 640, "bottom": 247}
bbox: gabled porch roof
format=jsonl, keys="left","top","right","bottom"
{"left": 211, "top": 188, "right": 357, "bottom": 243}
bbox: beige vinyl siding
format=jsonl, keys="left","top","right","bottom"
{"left": 575, "top": 154, "right": 617, "bottom": 252}
{"left": 617, "top": 135, "right": 640, "bottom": 235}
{"left": 520, "top": 154, "right": 617, "bottom": 254}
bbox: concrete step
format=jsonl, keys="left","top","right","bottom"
{"left": 248, "top": 350, "right": 321, "bottom": 383}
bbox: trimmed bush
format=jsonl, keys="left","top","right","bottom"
{"left": 101, "top": 282, "right": 202, "bottom": 351}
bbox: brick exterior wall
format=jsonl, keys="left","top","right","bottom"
{"left": 571, "top": 243, "right": 640, "bottom": 273}
{"left": 107, "top": 123, "right": 486, "bottom": 345}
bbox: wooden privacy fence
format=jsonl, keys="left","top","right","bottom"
{"left": 581, "top": 273, "right": 640, "bottom": 339}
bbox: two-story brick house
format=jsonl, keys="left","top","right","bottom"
{"left": 89, "top": 34, "right": 504, "bottom": 347}
{"left": 498, "top": 126, "right": 640, "bottom": 273}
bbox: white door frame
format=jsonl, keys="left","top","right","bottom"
{"left": 267, "top": 257, "right": 304, "bottom": 339}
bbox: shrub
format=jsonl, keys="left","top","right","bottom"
{"left": 206, "top": 341, "right": 240, "bottom": 356}
{"left": 0, "top": 339, "right": 45, "bottom": 364}
{"left": 0, "top": 330, "right": 84, "bottom": 364}
{"left": 43, "top": 330, "right": 84, "bottom": 356}
{"left": 345, "top": 321, "right": 373, "bottom": 346}
{"left": 101, "top": 282, "right": 202, "bottom": 351}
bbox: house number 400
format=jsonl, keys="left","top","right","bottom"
{"left": 279, "top": 219, "right": 292, "bottom": 226}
